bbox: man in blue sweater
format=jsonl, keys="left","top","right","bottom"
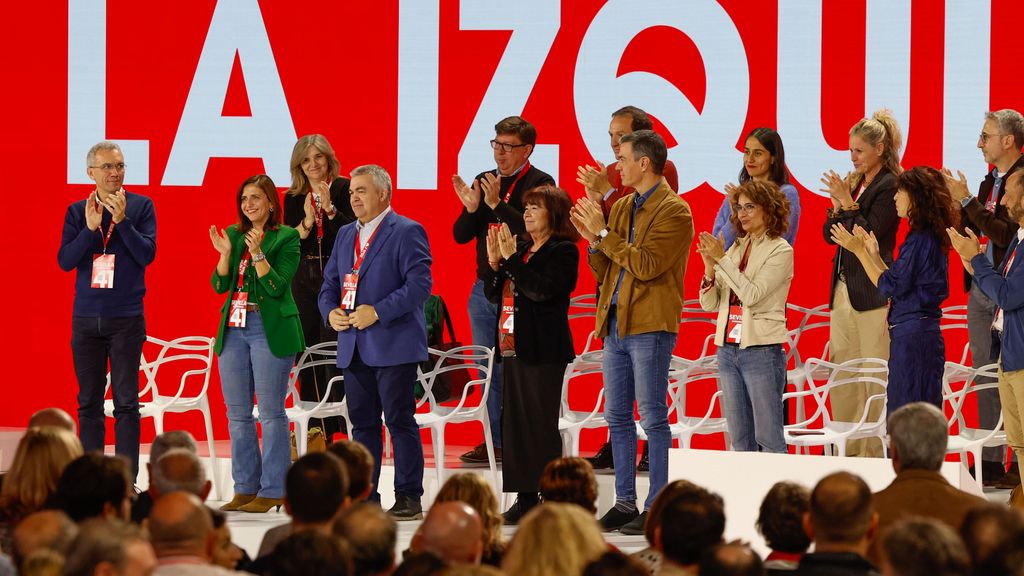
{"left": 949, "top": 169, "right": 1024, "bottom": 508}
{"left": 58, "top": 141, "right": 157, "bottom": 481}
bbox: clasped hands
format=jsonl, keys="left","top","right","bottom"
{"left": 569, "top": 197, "right": 607, "bottom": 242}
{"left": 486, "top": 223, "right": 518, "bottom": 267}
{"left": 453, "top": 172, "right": 501, "bottom": 213}
{"left": 575, "top": 161, "right": 611, "bottom": 202}
{"left": 329, "top": 305, "right": 378, "bottom": 332}
{"left": 85, "top": 188, "right": 127, "bottom": 230}
{"left": 946, "top": 226, "right": 983, "bottom": 274}
{"left": 829, "top": 223, "right": 879, "bottom": 258}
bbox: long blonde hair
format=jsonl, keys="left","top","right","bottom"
{"left": 501, "top": 503, "right": 607, "bottom": 576}
{"left": 0, "top": 428, "right": 82, "bottom": 518}
{"left": 849, "top": 108, "right": 903, "bottom": 188}
{"left": 434, "top": 473, "right": 504, "bottom": 556}
{"left": 287, "top": 134, "right": 341, "bottom": 196}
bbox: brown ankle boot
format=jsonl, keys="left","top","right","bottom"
{"left": 1009, "top": 484, "right": 1024, "bottom": 509}
{"left": 219, "top": 493, "right": 256, "bottom": 511}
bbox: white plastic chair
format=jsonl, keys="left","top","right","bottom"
{"left": 283, "top": 341, "right": 347, "bottom": 456}
{"left": 944, "top": 362, "right": 1006, "bottom": 489}
{"left": 783, "top": 357, "right": 889, "bottom": 457}
{"left": 635, "top": 355, "right": 730, "bottom": 450}
{"left": 413, "top": 345, "right": 497, "bottom": 489}
{"left": 941, "top": 304, "right": 971, "bottom": 366}
{"left": 784, "top": 303, "right": 831, "bottom": 431}
{"left": 558, "top": 359, "right": 607, "bottom": 456}
{"left": 104, "top": 335, "right": 220, "bottom": 497}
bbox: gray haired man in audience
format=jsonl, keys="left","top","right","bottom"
{"left": 149, "top": 492, "right": 240, "bottom": 575}
{"left": 132, "top": 431, "right": 202, "bottom": 523}
{"left": 878, "top": 518, "right": 969, "bottom": 576}
{"left": 64, "top": 518, "right": 156, "bottom": 576}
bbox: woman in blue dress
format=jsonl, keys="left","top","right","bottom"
{"left": 830, "top": 166, "right": 959, "bottom": 412}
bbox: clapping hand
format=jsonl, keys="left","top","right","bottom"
{"left": 486, "top": 225, "right": 503, "bottom": 266}
{"left": 830, "top": 223, "right": 865, "bottom": 254}
{"left": 496, "top": 223, "right": 517, "bottom": 260}
{"left": 820, "top": 170, "right": 854, "bottom": 209}
{"left": 947, "top": 227, "right": 982, "bottom": 275}
{"left": 479, "top": 172, "right": 501, "bottom": 209}
{"left": 696, "top": 231, "right": 726, "bottom": 262}
{"left": 208, "top": 226, "right": 231, "bottom": 256}
{"left": 85, "top": 192, "right": 104, "bottom": 231}
{"left": 941, "top": 168, "right": 970, "bottom": 203}
{"left": 575, "top": 162, "right": 611, "bottom": 202}
{"left": 244, "top": 228, "right": 264, "bottom": 255}
{"left": 452, "top": 174, "right": 481, "bottom": 213}
{"left": 569, "top": 197, "right": 606, "bottom": 242}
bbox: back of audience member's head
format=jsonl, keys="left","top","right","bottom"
{"left": 880, "top": 517, "right": 969, "bottom": 576}
{"left": 412, "top": 502, "right": 484, "bottom": 565}
{"left": 208, "top": 507, "right": 243, "bottom": 571}
{"left": 699, "top": 543, "right": 765, "bottom": 576}
{"left": 286, "top": 451, "right": 349, "bottom": 523}
{"left": 149, "top": 430, "right": 198, "bottom": 466}
{"left": 539, "top": 457, "right": 598, "bottom": 514}
{"left": 27, "top": 408, "right": 76, "bottom": 433}
{"left": 657, "top": 484, "right": 726, "bottom": 567}
{"left": 266, "top": 530, "right": 352, "bottom": 576}
{"left": 12, "top": 510, "right": 78, "bottom": 571}
{"left": 333, "top": 501, "right": 397, "bottom": 575}
{"left": 439, "top": 564, "right": 504, "bottom": 576}
{"left": 328, "top": 439, "right": 374, "bottom": 501}
{"left": 53, "top": 453, "right": 132, "bottom": 522}
{"left": 147, "top": 492, "right": 213, "bottom": 559}
{"left": 581, "top": 550, "right": 648, "bottom": 576}
{"left": 63, "top": 518, "right": 155, "bottom": 576}
{"left": 393, "top": 552, "right": 447, "bottom": 576}
{"left": 756, "top": 481, "right": 811, "bottom": 554}
{"left": 20, "top": 548, "right": 65, "bottom": 576}
{"left": 975, "top": 529, "right": 1024, "bottom": 576}
{"left": 434, "top": 473, "right": 504, "bottom": 559}
{"left": 643, "top": 479, "right": 700, "bottom": 545}
{"left": 150, "top": 448, "right": 211, "bottom": 500}
{"left": 0, "top": 427, "right": 82, "bottom": 519}
{"left": 888, "top": 402, "right": 948, "bottom": 472}
{"left": 502, "top": 503, "right": 607, "bottom": 576}
{"left": 960, "top": 503, "right": 1024, "bottom": 568}
{"left": 807, "top": 471, "right": 875, "bottom": 547}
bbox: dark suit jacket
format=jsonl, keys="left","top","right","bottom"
{"left": 318, "top": 210, "right": 432, "bottom": 368}
{"left": 822, "top": 169, "right": 899, "bottom": 311}
{"left": 961, "top": 154, "right": 1024, "bottom": 290}
{"left": 211, "top": 225, "right": 305, "bottom": 358}
{"left": 482, "top": 238, "right": 578, "bottom": 364}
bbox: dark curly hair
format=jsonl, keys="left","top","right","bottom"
{"left": 756, "top": 481, "right": 812, "bottom": 554}
{"left": 728, "top": 180, "right": 790, "bottom": 239}
{"left": 896, "top": 166, "right": 960, "bottom": 252}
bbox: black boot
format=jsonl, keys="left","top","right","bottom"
{"left": 587, "top": 442, "right": 614, "bottom": 469}
{"left": 502, "top": 493, "right": 540, "bottom": 525}
{"left": 637, "top": 443, "right": 650, "bottom": 472}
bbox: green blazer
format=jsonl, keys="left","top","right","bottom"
{"left": 211, "top": 224, "right": 305, "bottom": 358}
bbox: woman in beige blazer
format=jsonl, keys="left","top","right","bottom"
{"left": 698, "top": 180, "right": 794, "bottom": 452}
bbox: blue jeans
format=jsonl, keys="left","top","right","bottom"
{"left": 218, "top": 313, "right": 293, "bottom": 498}
{"left": 468, "top": 279, "right": 503, "bottom": 448}
{"left": 603, "top": 313, "right": 676, "bottom": 510}
{"left": 717, "top": 344, "right": 787, "bottom": 453}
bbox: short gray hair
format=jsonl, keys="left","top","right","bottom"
{"left": 888, "top": 403, "right": 948, "bottom": 471}
{"left": 150, "top": 431, "right": 198, "bottom": 465}
{"left": 350, "top": 164, "right": 393, "bottom": 201}
{"left": 985, "top": 109, "right": 1024, "bottom": 150}
{"left": 151, "top": 448, "right": 206, "bottom": 496}
{"left": 86, "top": 141, "right": 123, "bottom": 168}
{"left": 64, "top": 519, "right": 148, "bottom": 576}
{"left": 881, "top": 518, "right": 969, "bottom": 576}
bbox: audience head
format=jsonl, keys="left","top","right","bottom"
{"left": 208, "top": 508, "right": 243, "bottom": 571}
{"left": 146, "top": 492, "right": 213, "bottom": 560}
{"left": 656, "top": 483, "right": 726, "bottom": 568}
{"left": 849, "top": 108, "right": 903, "bottom": 178}
{"left": 54, "top": 453, "right": 133, "bottom": 522}
{"left": 699, "top": 543, "right": 765, "bottom": 576}
{"left": 879, "top": 517, "right": 969, "bottom": 576}
{"left": 12, "top": 510, "right": 78, "bottom": 572}
{"left": 149, "top": 431, "right": 198, "bottom": 469}
{"left": 960, "top": 503, "right": 1024, "bottom": 568}
{"left": 581, "top": 550, "right": 648, "bottom": 576}
{"left": 539, "top": 457, "right": 598, "bottom": 514}
{"left": 502, "top": 503, "right": 607, "bottom": 576}
{"left": 974, "top": 529, "right": 1024, "bottom": 576}
{"left": 728, "top": 180, "right": 790, "bottom": 239}
{"left": 411, "top": 502, "right": 484, "bottom": 566}
{"left": 20, "top": 548, "right": 65, "bottom": 576}
{"left": 739, "top": 127, "right": 789, "bottom": 186}
{"left": 267, "top": 530, "right": 352, "bottom": 576}
{"left": 434, "top": 473, "right": 504, "bottom": 559}
{"left": 328, "top": 439, "right": 375, "bottom": 501}
{"left": 440, "top": 565, "right": 504, "bottom": 576}
{"left": 0, "top": 426, "right": 82, "bottom": 518}
{"left": 150, "top": 448, "right": 210, "bottom": 500}
{"left": 333, "top": 501, "right": 397, "bottom": 576}
{"left": 285, "top": 451, "right": 349, "bottom": 524}
{"left": 887, "top": 402, "right": 948, "bottom": 472}
{"left": 643, "top": 479, "right": 700, "bottom": 545}
{"left": 806, "top": 472, "right": 876, "bottom": 551}
{"left": 894, "top": 167, "right": 959, "bottom": 252}
{"left": 64, "top": 518, "right": 156, "bottom": 576}
{"left": 757, "top": 481, "right": 811, "bottom": 554}
{"left": 27, "top": 408, "right": 76, "bottom": 433}
{"left": 619, "top": 129, "right": 667, "bottom": 178}
{"left": 393, "top": 552, "right": 447, "bottom": 576}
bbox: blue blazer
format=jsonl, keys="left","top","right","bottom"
{"left": 972, "top": 235, "right": 1024, "bottom": 372}
{"left": 318, "top": 210, "right": 432, "bottom": 368}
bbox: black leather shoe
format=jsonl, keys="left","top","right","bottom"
{"left": 620, "top": 511, "right": 648, "bottom": 535}
{"left": 637, "top": 444, "right": 650, "bottom": 472}
{"left": 599, "top": 506, "right": 639, "bottom": 532}
{"left": 387, "top": 493, "right": 423, "bottom": 521}
{"left": 502, "top": 497, "right": 539, "bottom": 525}
{"left": 459, "top": 443, "right": 502, "bottom": 464}
{"left": 982, "top": 460, "right": 1007, "bottom": 487}
{"left": 587, "top": 442, "right": 614, "bottom": 470}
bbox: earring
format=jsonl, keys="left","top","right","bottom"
{"left": 269, "top": 207, "right": 274, "bottom": 213}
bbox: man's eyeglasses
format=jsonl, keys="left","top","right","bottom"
{"left": 978, "top": 132, "right": 1006, "bottom": 144}
{"left": 90, "top": 163, "right": 127, "bottom": 173}
{"left": 490, "top": 140, "right": 529, "bottom": 153}
{"left": 733, "top": 203, "right": 758, "bottom": 214}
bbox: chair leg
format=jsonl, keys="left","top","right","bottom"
{"left": 297, "top": 419, "right": 308, "bottom": 456}
{"left": 971, "top": 449, "right": 984, "bottom": 489}
{"left": 201, "top": 403, "right": 222, "bottom": 500}
{"left": 482, "top": 419, "right": 498, "bottom": 491}
{"left": 433, "top": 426, "right": 445, "bottom": 491}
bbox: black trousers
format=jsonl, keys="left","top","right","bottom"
{"left": 71, "top": 315, "right": 146, "bottom": 479}
{"left": 293, "top": 258, "right": 346, "bottom": 437}
{"left": 502, "top": 357, "right": 566, "bottom": 492}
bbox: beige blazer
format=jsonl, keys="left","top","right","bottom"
{"left": 699, "top": 235, "right": 793, "bottom": 347}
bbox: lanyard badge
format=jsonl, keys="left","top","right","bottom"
{"left": 343, "top": 226, "right": 380, "bottom": 311}
{"left": 726, "top": 305, "right": 743, "bottom": 343}
{"left": 90, "top": 221, "right": 117, "bottom": 289}
{"left": 229, "top": 251, "right": 252, "bottom": 328}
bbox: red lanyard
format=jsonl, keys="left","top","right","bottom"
{"left": 738, "top": 240, "right": 753, "bottom": 272}
{"left": 501, "top": 162, "right": 531, "bottom": 204}
{"left": 353, "top": 225, "right": 381, "bottom": 272}
{"left": 312, "top": 179, "right": 331, "bottom": 241}
{"left": 1004, "top": 242, "right": 1019, "bottom": 276}
{"left": 99, "top": 220, "right": 116, "bottom": 254}
{"left": 236, "top": 249, "right": 252, "bottom": 292}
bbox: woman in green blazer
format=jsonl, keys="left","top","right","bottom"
{"left": 208, "top": 174, "right": 304, "bottom": 513}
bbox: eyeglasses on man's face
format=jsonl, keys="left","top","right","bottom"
{"left": 490, "top": 139, "right": 529, "bottom": 153}
{"left": 90, "top": 163, "right": 127, "bottom": 173}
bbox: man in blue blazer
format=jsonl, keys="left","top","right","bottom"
{"left": 319, "top": 164, "right": 432, "bottom": 519}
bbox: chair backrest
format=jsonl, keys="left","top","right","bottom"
{"left": 940, "top": 305, "right": 970, "bottom": 365}
{"left": 945, "top": 363, "right": 1002, "bottom": 433}
{"left": 802, "top": 357, "right": 888, "bottom": 428}
{"left": 287, "top": 341, "right": 339, "bottom": 405}
{"left": 136, "top": 336, "right": 215, "bottom": 403}
{"left": 785, "top": 303, "right": 831, "bottom": 367}
{"left": 418, "top": 345, "right": 494, "bottom": 413}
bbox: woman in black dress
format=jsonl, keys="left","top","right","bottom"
{"left": 484, "top": 185, "right": 579, "bottom": 524}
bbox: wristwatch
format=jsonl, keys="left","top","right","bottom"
{"left": 597, "top": 227, "right": 609, "bottom": 240}
{"left": 251, "top": 251, "right": 267, "bottom": 263}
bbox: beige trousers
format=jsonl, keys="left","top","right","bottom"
{"left": 828, "top": 281, "right": 890, "bottom": 457}
{"left": 999, "top": 364, "right": 1024, "bottom": 464}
